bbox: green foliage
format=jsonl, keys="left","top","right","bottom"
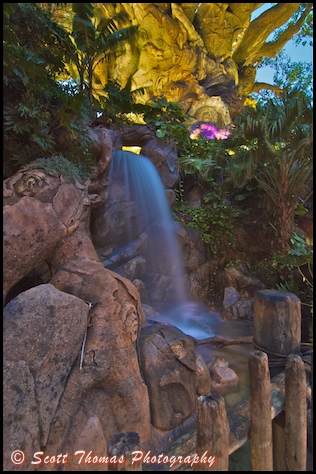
{"left": 62, "top": 3, "right": 138, "bottom": 104}
{"left": 254, "top": 232, "right": 313, "bottom": 319}
{"left": 142, "top": 99, "right": 232, "bottom": 189}
{"left": 98, "top": 80, "right": 148, "bottom": 121}
{"left": 271, "top": 233, "right": 313, "bottom": 269}
{"left": 143, "top": 98, "right": 191, "bottom": 145}
{"left": 175, "top": 195, "right": 246, "bottom": 257}
{"left": 3, "top": 3, "right": 95, "bottom": 179}
{"left": 4, "top": 3, "right": 69, "bottom": 77}
{"left": 143, "top": 98, "right": 187, "bottom": 124}
{"left": 177, "top": 137, "right": 221, "bottom": 180}
{"left": 271, "top": 3, "right": 313, "bottom": 47}
{"left": 26, "top": 155, "right": 90, "bottom": 182}
{"left": 257, "top": 53, "right": 313, "bottom": 104}
{"left": 222, "top": 91, "right": 313, "bottom": 254}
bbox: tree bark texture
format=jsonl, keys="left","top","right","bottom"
{"left": 86, "top": 3, "right": 307, "bottom": 121}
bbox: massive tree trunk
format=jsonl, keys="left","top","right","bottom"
{"left": 86, "top": 3, "right": 311, "bottom": 123}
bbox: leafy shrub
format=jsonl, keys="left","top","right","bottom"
{"left": 26, "top": 155, "right": 91, "bottom": 183}
{"left": 3, "top": 3, "right": 95, "bottom": 179}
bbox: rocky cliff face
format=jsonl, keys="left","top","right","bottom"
{"left": 3, "top": 143, "right": 214, "bottom": 471}
{"left": 89, "top": 125, "right": 268, "bottom": 318}
{"left": 3, "top": 163, "right": 153, "bottom": 470}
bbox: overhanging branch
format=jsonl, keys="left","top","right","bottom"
{"left": 259, "top": 4, "right": 313, "bottom": 59}
{"left": 233, "top": 3, "right": 300, "bottom": 66}
{"left": 252, "top": 82, "right": 283, "bottom": 96}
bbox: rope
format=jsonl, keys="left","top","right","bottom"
{"left": 252, "top": 340, "right": 301, "bottom": 368}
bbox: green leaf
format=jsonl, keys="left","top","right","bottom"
{"left": 235, "top": 194, "right": 246, "bottom": 201}
{"left": 156, "top": 129, "right": 166, "bottom": 138}
{"left": 295, "top": 203, "right": 308, "bottom": 216}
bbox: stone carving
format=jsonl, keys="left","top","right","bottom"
{"left": 88, "top": 3, "right": 306, "bottom": 125}
{"left": 139, "top": 323, "right": 211, "bottom": 431}
{"left": 92, "top": 3, "right": 236, "bottom": 125}
{"left": 3, "top": 154, "right": 151, "bottom": 470}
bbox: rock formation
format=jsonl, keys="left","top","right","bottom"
{"left": 3, "top": 133, "right": 153, "bottom": 470}
{"left": 3, "top": 128, "right": 212, "bottom": 471}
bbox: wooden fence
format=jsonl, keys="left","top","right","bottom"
{"left": 107, "top": 290, "right": 312, "bottom": 471}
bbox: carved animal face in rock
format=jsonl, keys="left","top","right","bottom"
{"left": 139, "top": 324, "right": 200, "bottom": 431}
{"left": 3, "top": 167, "right": 99, "bottom": 295}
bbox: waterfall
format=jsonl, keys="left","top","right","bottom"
{"left": 105, "top": 149, "right": 220, "bottom": 339}
{"left": 108, "top": 150, "right": 188, "bottom": 311}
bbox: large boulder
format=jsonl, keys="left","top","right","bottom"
{"left": 3, "top": 284, "right": 90, "bottom": 471}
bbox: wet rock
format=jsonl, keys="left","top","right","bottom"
{"left": 141, "top": 139, "right": 179, "bottom": 189}
{"left": 218, "top": 264, "right": 264, "bottom": 320}
{"left": 233, "top": 298, "right": 254, "bottom": 319}
{"left": 142, "top": 304, "right": 159, "bottom": 319}
{"left": 218, "top": 263, "right": 264, "bottom": 295}
{"left": 189, "top": 262, "right": 212, "bottom": 302}
{"left": 207, "top": 356, "right": 239, "bottom": 395}
{"left": 91, "top": 201, "right": 139, "bottom": 249}
{"left": 115, "top": 256, "right": 146, "bottom": 281}
{"left": 222, "top": 288, "right": 256, "bottom": 320}
{"left": 223, "top": 287, "right": 240, "bottom": 318}
{"left": 133, "top": 279, "right": 148, "bottom": 302}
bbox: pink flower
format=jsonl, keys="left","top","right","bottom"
{"left": 189, "top": 122, "right": 231, "bottom": 140}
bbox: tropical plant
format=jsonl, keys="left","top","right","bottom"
{"left": 3, "top": 3, "right": 95, "bottom": 178}
{"left": 49, "top": 3, "right": 139, "bottom": 106}
{"left": 224, "top": 90, "right": 313, "bottom": 254}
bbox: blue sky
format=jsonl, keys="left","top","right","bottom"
{"left": 251, "top": 4, "right": 313, "bottom": 84}
{"left": 256, "top": 40, "right": 313, "bottom": 84}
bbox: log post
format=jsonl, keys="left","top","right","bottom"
{"left": 284, "top": 355, "right": 307, "bottom": 471}
{"left": 248, "top": 350, "right": 273, "bottom": 471}
{"left": 253, "top": 290, "right": 302, "bottom": 470}
{"left": 253, "top": 290, "right": 301, "bottom": 377}
{"left": 196, "top": 393, "right": 229, "bottom": 471}
{"left": 107, "top": 432, "right": 142, "bottom": 471}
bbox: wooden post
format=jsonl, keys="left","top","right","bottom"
{"left": 253, "top": 290, "right": 302, "bottom": 470}
{"left": 284, "top": 355, "right": 307, "bottom": 471}
{"left": 248, "top": 350, "right": 273, "bottom": 471}
{"left": 196, "top": 393, "right": 229, "bottom": 471}
{"left": 253, "top": 290, "right": 301, "bottom": 377}
{"left": 272, "top": 411, "right": 286, "bottom": 471}
{"left": 107, "top": 432, "right": 142, "bottom": 471}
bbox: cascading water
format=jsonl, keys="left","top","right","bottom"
{"left": 106, "top": 149, "right": 219, "bottom": 338}
{"left": 108, "top": 150, "right": 188, "bottom": 309}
